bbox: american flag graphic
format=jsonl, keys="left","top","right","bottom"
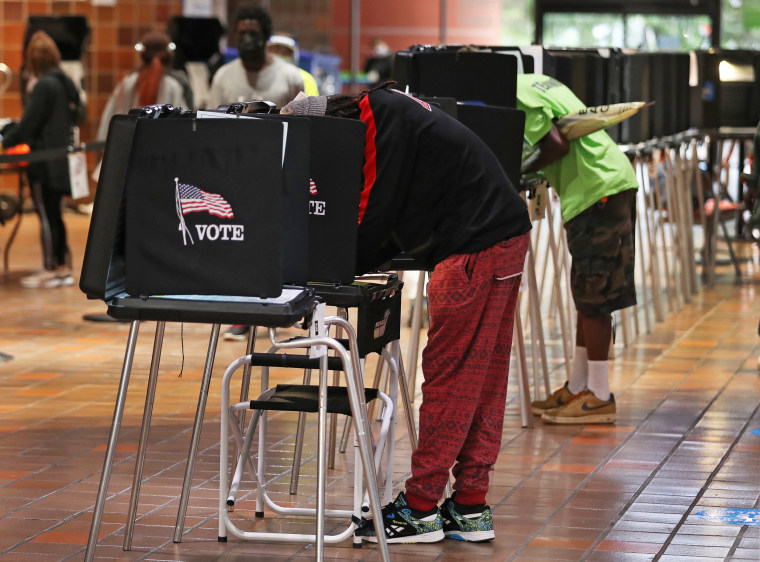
{"left": 178, "top": 182, "right": 234, "bottom": 218}
{"left": 309, "top": 178, "right": 318, "bottom": 195}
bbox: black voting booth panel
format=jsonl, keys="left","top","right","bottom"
{"left": 80, "top": 110, "right": 366, "bottom": 320}
{"left": 25, "top": 16, "right": 90, "bottom": 60}
{"left": 167, "top": 16, "right": 225, "bottom": 64}
{"left": 543, "top": 48, "right": 614, "bottom": 108}
{"left": 79, "top": 114, "right": 316, "bottom": 325}
{"left": 456, "top": 104, "right": 525, "bottom": 187}
{"left": 305, "top": 116, "right": 365, "bottom": 285}
{"left": 618, "top": 54, "right": 652, "bottom": 144}
{"left": 645, "top": 52, "right": 691, "bottom": 138}
{"left": 393, "top": 49, "right": 518, "bottom": 108}
{"left": 124, "top": 117, "right": 286, "bottom": 298}
{"left": 258, "top": 114, "right": 310, "bottom": 286}
{"left": 690, "top": 50, "right": 760, "bottom": 129}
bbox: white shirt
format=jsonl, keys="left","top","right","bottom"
{"left": 96, "top": 72, "right": 189, "bottom": 140}
{"left": 207, "top": 57, "right": 304, "bottom": 110}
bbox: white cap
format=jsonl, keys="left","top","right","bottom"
{"left": 268, "top": 34, "right": 297, "bottom": 51}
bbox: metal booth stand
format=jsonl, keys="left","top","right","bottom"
{"left": 79, "top": 108, "right": 390, "bottom": 561}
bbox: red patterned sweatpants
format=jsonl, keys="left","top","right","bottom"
{"left": 405, "top": 232, "right": 529, "bottom": 505}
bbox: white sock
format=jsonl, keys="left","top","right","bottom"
{"left": 567, "top": 346, "right": 588, "bottom": 394}
{"left": 587, "top": 360, "right": 610, "bottom": 401}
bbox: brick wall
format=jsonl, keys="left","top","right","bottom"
{"left": 0, "top": 0, "right": 182, "bottom": 192}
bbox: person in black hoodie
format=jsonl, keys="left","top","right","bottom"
{"left": 2, "top": 31, "right": 84, "bottom": 288}
{"left": 282, "top": 83, "right": 531, "bottom": 544}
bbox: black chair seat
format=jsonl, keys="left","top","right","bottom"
{"left": 248, "top": 384, "right": 380, "bottom": 417}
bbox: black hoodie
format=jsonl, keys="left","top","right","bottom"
{"left": 2, "top": 68, "right": 83, "bottom": 193}
{"left": 355, "top": 88, "right": 531, "bottom": 273}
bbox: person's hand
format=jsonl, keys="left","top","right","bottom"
{"left": 2, "top": 144, "right": 31, "bottom": 168}
{"left": 1, "top": 120, "right": 17, "bottom": 137}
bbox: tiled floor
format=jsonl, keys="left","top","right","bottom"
{"left": 1, "top": 209, "right": 760, "bottom": 561}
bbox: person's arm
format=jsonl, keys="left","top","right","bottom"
{"left": 1, "top": 79, "right": 50, "bottom": 148}
{"left": 521, "top": 122, "right": 570, "bottom": 174}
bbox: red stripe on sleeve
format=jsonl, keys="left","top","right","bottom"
{"left": 357, "top": 95, "right": 377, "bottom": 225}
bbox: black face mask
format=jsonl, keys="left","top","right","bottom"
{"left": 238, "top": 32, "right": 266, "bottom": 63}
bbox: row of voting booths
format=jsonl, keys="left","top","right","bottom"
{"left": 391, "top": 44, "right": 760, "bottom": 418}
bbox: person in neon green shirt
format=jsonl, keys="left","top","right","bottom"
{"left": 517, "top": 74, "right": 639, "bottom": 425}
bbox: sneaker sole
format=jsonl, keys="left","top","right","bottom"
{"left": 41, "top": 278, "right": 75, "bottom": 288}
{"left": 363, "top": 529, "right": 445, "bottom": 544}
{"left": 541, "top": 412, "right": 616, "bottom": 424}
{"left": 445, "top": 529, "right": 495, "bottom": 542}
{"left": 223, "top": 335, "right": 248, "bottom": 341}
{"left": 22, "top": 277, "right": 75, "bottom": 289}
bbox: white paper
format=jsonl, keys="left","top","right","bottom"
{"left": 68, "top": 152, "right": 90, "bottom": 200}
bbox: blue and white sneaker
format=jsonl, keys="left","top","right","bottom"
{"left": 354, "top": 491, "right": 444, "bottom": 544}
{"left": 440, "top": 498, "right": 495, "bottom": 542}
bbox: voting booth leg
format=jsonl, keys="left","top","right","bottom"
{"left": 662, "top": 148, "right": 688, "bottom": 307}
{"left": 692, "top": 140, "right": 710, "bottom": 281}
{"left": 406, "top": 272, "right": 426, "bottom": 400}
{"left": 174, "top": 323, "right": 221, "bottom": 542}
{"left": 544, "top": 196, "right": 573, "bottom": 381}
{"left": 526, "top": 238, "right": 551, "bottom": 398}
{"left": 634, "top": 180, "right": 653, "bottom": 335}
{"left": 328, "top": 310, "right": 350, "bottom": 470}
{"left": 237, "top": 326, "right": 258, "bottom": 448}
{"left": 85, "top": 321, "right": 140, "bottom": 562}
{"left": 640, "top": 155, "right": 665, "bottom": 322}
{"left": 513, "top": 306, "right": 533, "bottom": 429}
{"left": 673, "top": 145, "right": 699, "bottom": 295}
{"left": 288, "top": 368, "right": 313, "bottom": 496}
{"left": 124, "top": 321, "right": 166, "bottom": 550}
{"left": 649, "top": 155, "right": 677, "bottom": 314}
{"left": 391, "top": 339, "right": 419, "bottom": 451}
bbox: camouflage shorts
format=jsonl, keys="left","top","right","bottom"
{"left": 565, "top": 189, "right": 637, "bottom": 317}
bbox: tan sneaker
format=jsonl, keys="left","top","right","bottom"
{"left": 531, "top": 382, "right": 577, "bottom": 415}
{"left": 541, "top": 390, "right": 616, "bottom": 424}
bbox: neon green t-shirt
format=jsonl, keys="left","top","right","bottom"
{"left": 299, "top": 69, "right": 320, "bottom": 96}
{"left": 516, "top": 74, "right": 638, "bottom": 223}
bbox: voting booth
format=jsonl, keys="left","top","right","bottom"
{"left": 80, "top": 107, "right": 393, "bottom": 561}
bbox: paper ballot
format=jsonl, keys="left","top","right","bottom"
{"left": 521, "top": 101, "right": 652, "bottom": 173}
{"left": 554, "top": 101, "right": 654, "bottom": 141}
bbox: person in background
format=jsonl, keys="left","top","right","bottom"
{"left": 96, "top": 31, "right": 190, "bottom": 141}
{"left": 207, "top": 5, "right": 305, "bottom": 110}
{"left": 364, "top": 38, "right": 393, "bottom": 87}
{"left": 282, "top": 83, "right": 531, "bottom": 544}
{"left": 218, "top": 7, "right": 308, "bottom": 341}
{"left": 517, "top": 74, "right": 639, "bottom": 425}
{"left": 1, "top": 31, "right": 84, "bottom": 288}
{"left": 267, "top": 32, "right": 319, "bottom": 96}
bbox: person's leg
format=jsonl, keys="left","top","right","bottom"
{"left": 450, "top": 234, "right": 527, "bottom": 503}
{"left": 21, "top": 181, "right": 73, "bottom": 289}
{"left": 40, "top": 187, "right": 69, "bottom": 269}
{"left": 28, "top": 179, "right": 55, "bottom": 271}
{"left": 405, "top": 234, "right": 528, "bottom": 510}
{"left": 568, "top": 314, "right": 590, "bottom": 393}
{"left": 542, "top": 189, "right": 637, "bottom": 424}
{"left": 579, "top": 312, "right": 612, "bottom": 400}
